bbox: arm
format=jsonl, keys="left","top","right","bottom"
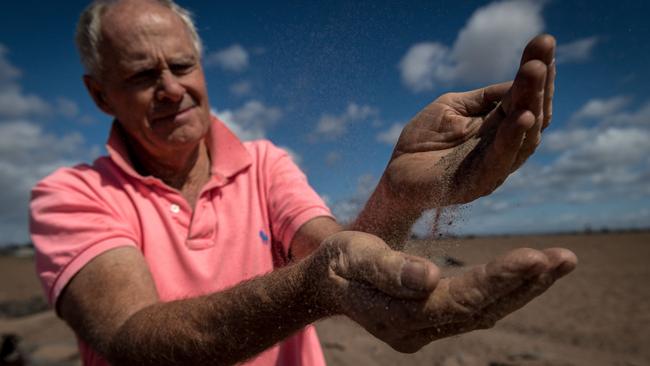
{"left": 350, "top": 177, "right": 423, "bottom": 250}
{"left": 346, "top": 35, "right": 556, "bottom": 250}
{"left": 59, "top": 229, "right": 444, "bottom": 365}
{"left": 60, "top": 231, "right": 576, "bottom": 364}
{"left": 59, "top": 245, "right": 330, "bottom": 366}
{"left": 289, "top": 197, "right": 420, "bottom": 260}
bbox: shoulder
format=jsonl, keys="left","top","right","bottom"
{"left": 243, "top": 139, "right": 284, "bottom": 157}
{"left": 31, "top": 156, "right": 126, "bottom": 208}
{"left": 242, "top": 140, "right": 299, "bottom": 168}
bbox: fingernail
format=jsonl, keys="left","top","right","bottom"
{"left": 401, "top": 260, "right": 427, "bottom": 291}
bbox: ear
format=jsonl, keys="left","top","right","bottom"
{"left": 83, "top": 75, "right": 115, "bottom": 116}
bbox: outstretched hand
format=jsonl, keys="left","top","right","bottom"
{"left": 383, "top": 34, "right": 556, "bottom": 208}
{"left": 311, "top": 231, "right": 576, "bottom": 353}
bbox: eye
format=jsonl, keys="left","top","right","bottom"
{"left": 170, "top": 63, "right": 195, "bottom": 75}
{"left": 128, "top": 69, "right": 159, "bottom": 84}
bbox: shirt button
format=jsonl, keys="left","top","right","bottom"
{"left": 170, "top": 204, "right": 180, "bottom": 214}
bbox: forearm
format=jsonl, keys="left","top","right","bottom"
{"left": 106, "top": 257, "right": 330, "bottom": 366}
{"left": 351, "top": 175, "right": 424, "bottom": 250}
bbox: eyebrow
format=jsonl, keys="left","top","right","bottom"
{"left": 121, "top": 53, "right": 197, "bottom": 73}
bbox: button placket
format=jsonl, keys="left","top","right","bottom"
{"left": 185, "top": 190, "right": 218, "bottom": 250}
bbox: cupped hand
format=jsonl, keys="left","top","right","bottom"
{"left": 383, "top": 34, "right": 556, "bottom": 208}
{"left": 309, "top": 231, "right": 576, "bottom": 353}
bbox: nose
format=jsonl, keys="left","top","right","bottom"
{"left": 155, "top": 71, "right": 185, "bottom": 102}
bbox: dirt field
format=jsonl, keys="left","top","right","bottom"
{"left": 1, "top": 232, "right": 649, "bottom": 365}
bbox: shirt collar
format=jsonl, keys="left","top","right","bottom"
{"left": 106, "top": 115, "right": 252, "bottom": 186}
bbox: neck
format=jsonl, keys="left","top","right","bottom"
{"left": 127, "top": 137, "right": 211, "bottom": 191}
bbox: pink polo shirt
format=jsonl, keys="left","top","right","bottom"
{"left": 30, "top": 116, "right": 333, "bottom": 366}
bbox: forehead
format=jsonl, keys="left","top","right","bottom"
{"left": 99, "top": 1, "right": 197, "bottom": 69}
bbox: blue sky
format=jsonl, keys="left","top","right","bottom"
{"left": 1, "top": 0, "right": 649, "bottom": 244}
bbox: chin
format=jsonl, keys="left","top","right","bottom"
{"left": 163, "top": 119, "right": 209, "bottom": 145}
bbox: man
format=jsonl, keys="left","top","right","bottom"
{"left": 30, "top": 0, "right": 577, "bottom": 365}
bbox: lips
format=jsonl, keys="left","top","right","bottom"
{"left": 151, "top": 101, "right": 197, "bottom": 122}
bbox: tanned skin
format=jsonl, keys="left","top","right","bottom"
{"left": 58, "top": 1, "right": 576, "bottom": 365}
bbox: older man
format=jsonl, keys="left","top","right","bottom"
{"left": 30, "top": 0, "right": 576, "bottom": 365}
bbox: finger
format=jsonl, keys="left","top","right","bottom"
{"left": 473, "top": 271, "right": 556, "bottom": 330}
{"left": 511, "top": 120, "right": 542, "bottom": 171}
{"left": 502, "top": 60, "right": 547, "bottom": 117}
{"left": 398, "top": 317, "right": 482, "bottom": 350}
{"left": 404, "top": 247, "right": 574, "bottom": 346}
{"left": 474, "top": 109, "right": 535, "bottom": 195}
{"left": 520, "top": 34, "right": 556, "bottom": 66}
{"left": 415, "top": 270, "right": 556, "bottom": 342}
{"left": 519, "top": 34, "right": 556, "bottom": 131}
{"left": 447, "top": 248, "right": 550, "bottom": 315}
{"left": 443, "top": 81, "right": 512, "bottom": 116}
{"left": 476, "top": 35, "right": 554, "bottom": 134}
{"left": 334, "top": 235, "right": 440, "bottom": 299}
{"left": 541, "top": 248, "right": 578, "bottom": 277}
{"left": 504, "top": 61, "right": 547, "bottom": 170}
{"left": 337, "top": 283, "right": 431, "bottom": 350}
{"left": 543, "top": 59, "right": 556, "bottom": 130}
{"left": 479, "top": 59, "right": 546, "bottom": 139}
{"left": 465, "top": 247, "right": 576, "bottom": 329}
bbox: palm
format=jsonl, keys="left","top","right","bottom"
{"left": 388, "top": 93, "right": 504, "bottom": 206}
{"left": 384, "top": 35, "right": 556, "bottom": 208}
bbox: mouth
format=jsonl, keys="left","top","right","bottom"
{"left": 151, "top": 104, "right": 197, "bottom": 122}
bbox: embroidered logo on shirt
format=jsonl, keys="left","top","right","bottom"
{"left": 259, "top": 230, "right": 269, "bottom": 244}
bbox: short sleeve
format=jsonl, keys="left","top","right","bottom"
{"left": 29, "top": 166, "right": 138, "bottom": 308}
{"left": 260, "top": 142, "right": 334, "bottom": 254}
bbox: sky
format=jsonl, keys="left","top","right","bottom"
{"left": 0, "top": 0, "right": 649, "bottom": 245}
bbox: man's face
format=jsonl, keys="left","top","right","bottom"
{"left": 89, "top": 2, "right": 211, "bottom": 156}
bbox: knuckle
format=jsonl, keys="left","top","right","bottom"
{"left": 389, "top": 338, "right": 423, "bottom": 354}
{"left": 476, "top": 311, "right": 499, "bottom": 330}
{"left": 439, "top": 92, "right": 455, "bottom": 101}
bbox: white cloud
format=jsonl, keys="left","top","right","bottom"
{"left": 206, "top": 44, "right": 249, "bottom": 72}
{"left": 215, "top": 101, "right": 304, "bottom": 167}
{"left": 330, "top": 174, "right": 378, "bottom": 224}
{"left": 542, "top": 128, "right": 597, "bottom": 152}
{"left": 571, "top": 95, "right": 631, "bottom": 120}
{"left": 515, "top": 126, "right": 650, "bottom": 196}
{"left": 451, "top": 92, "right": 650, "bottom": 235}
{"left": 229, "top": 80, "right": 253, "bottom": 96}
{"left": 556, "top": 36, "right": 599, "bottom": 64}
{"left": 0, "top": 44, "right": 21, "bottom": 81}
{"left": 313, "top": 103, "right": 378, "bottom": 139}
{"left": 0, "top": 45, "right": 98, "bottom": 245}
{"left": 398, "top": 0, "right": 544, "bottom": 92}
{"left": 278, "top": 145, "right": 303, "bottom": 166}
{"left": 214, "top": 100, "right": 282, "bottom": 141}
{"left": 330, "top": 199, "right": 365, "bottom": 224}
{"left": 376, "top": 123, "right": 404, "bottom": 145}
{"left": 604, "top": 100, "right": 650, "bottom": 127}
{"left": 558, "top": 128, "right": 650, "bottom": 168}
{"left": 398, "top": 43, "right": 453, "bottom": 92}
{"left": 0, "top": 45, "right": 81, "bottom": 120}
{"left": 56, "top": 97, "right": 80, "bottom": 118}
{"left": 0, "top": 121, "right": 97, "bottom": 244}
{"left": 0, "top": 85, "right": 52, "bottom": 118}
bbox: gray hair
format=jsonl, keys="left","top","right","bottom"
{"left": 75, "top": 0, "right": 203, "bottom": 77}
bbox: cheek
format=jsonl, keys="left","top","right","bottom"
{"left": 113, "top": 92, "right": 154, "bottom": 122}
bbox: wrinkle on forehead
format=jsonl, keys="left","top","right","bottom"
{"left": 101, "top": 1, "right": 179, "bottom": 42}
{"left": 98, "top": 0, "right": 195, "bottom": 72}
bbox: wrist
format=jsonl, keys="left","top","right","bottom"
{"left": 298, "top": 243, "right": 342, "bottom": 318}
{"left": 376, "top": 174, "right": 428, "bottom": 218}
{"left": 352, "top": 175, "right": 424, "bottom": 234}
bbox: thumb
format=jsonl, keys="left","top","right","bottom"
{"left": 333, "top": 233, "right": 440, "bottom": 299}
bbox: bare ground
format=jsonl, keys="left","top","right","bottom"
{"left": 1, "top": 232, "right": 648, "bottom": 366}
